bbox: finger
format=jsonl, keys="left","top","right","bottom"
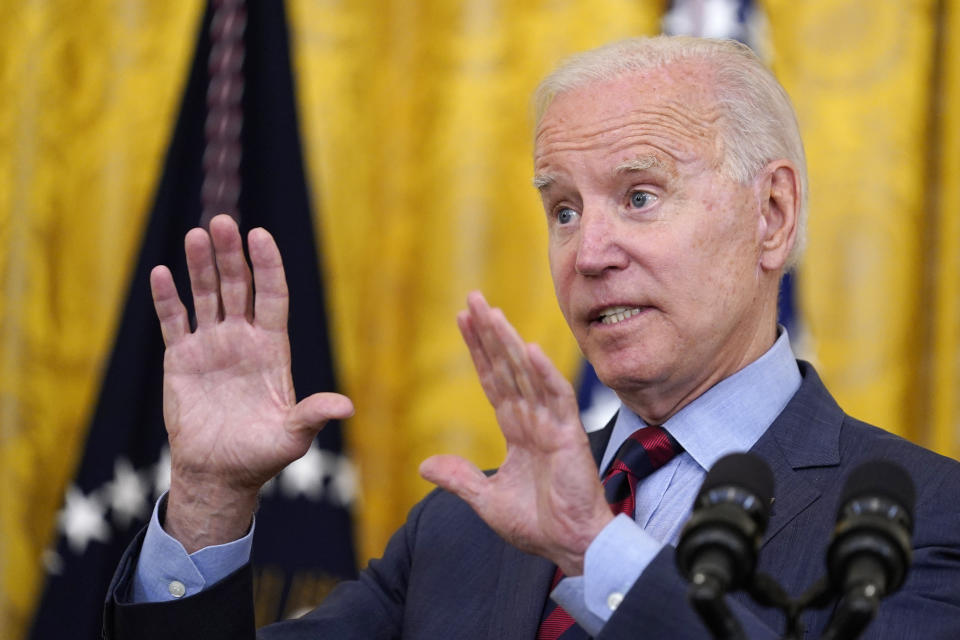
{"left": 468, "top": 292, "right": 540, "bottom": 401}
{"left": 527, "top": 343, "right": 579, "bottom": 421}
{"left": 185, "top": 227, "right": 222, "bottom": 327}
{"left": 458, "top": 310, "right": 502, "bottom": 405}
{"left": 419, "top": 454, "right": 488, "bottom": 506}
{"left": 209, "top": 214, "right": 253, "bottom": 321}
{"left": 488, "top": 308, "right": 544, "bottom": 402}
{"left": 286, "top": 392, "right": 355, "bottom": 437}
{"left": 248, "top": 227, "right": 289, "bottom": 332}
{"left": 150, "top": 265, "right": 190, "bottom": 346}
{"left": 466, "top": 292, "right": 522, "bottom": 399}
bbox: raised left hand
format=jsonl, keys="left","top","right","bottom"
{"left": 419, "top": 291, "right": 612, "bottom": 575}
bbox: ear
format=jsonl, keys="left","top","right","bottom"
{"left": 754, "top": 160, "right": 799, "bottom": 272}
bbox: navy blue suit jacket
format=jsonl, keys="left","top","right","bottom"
{"left": 104, "top": 362, "right": 960, "bottom": 638}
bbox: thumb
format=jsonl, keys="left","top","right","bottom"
{"left": 419, "top": 454, "right": 488, "bottom": 507}
{"left": 287, "top": 392, "right": 355, "bottom": 436}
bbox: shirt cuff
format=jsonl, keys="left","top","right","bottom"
{"left": 130, "top": 492, "right": 255, "bottom": 603}
{"left": 552, "top": 514, "right": 662, "bottom": 636}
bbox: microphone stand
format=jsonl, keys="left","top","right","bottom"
{"left": 689, "top": 572, "right": 843, "bottom": 640}
{"left": 687, "top": 572, "right": 748, "bottom": 640}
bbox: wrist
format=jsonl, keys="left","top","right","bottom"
{"left": 165, "top": 474, "right": 259, "bottom": 553}
{"left": 554, "top": 509, "right": 615, "bottom": 576}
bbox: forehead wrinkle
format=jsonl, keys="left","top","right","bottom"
{"left": 607, "top": 131, "right": 699, "bottom": 166}
{"left": 537, "top": 94, "right": 719, "bottom": 139}
{"left": 655, "top": 99, "right": 722, "bottom": 138}
{"left": 535, "top": 96, "right": 724, "bottom": 168}
{"left": 537, "top": 126, "right": 705, "bottom": 170}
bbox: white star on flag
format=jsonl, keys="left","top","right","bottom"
{"left": 280, "top": 441, "right": 327, "bottom": 500}
{"left": 328, "top": 456, "right": 357, "bottom": 506}
{"left": 59, "top": 486, "right": 111, "bottom": 554}
{"left": 105, "top": 458, "right": 149, "bottom": 528}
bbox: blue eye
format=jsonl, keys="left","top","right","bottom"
{"left": 556, "top": 207, "right": 579, "bottom": 225}
{"left": 630, "top": 191, "right": 656, "bottom": 209}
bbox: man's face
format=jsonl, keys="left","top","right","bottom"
{"left": 534, "top": 62, "right": 777, "bottom": 421}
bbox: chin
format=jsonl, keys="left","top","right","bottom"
{"left": 589, "top": 354, "right": 668, "bottom": 396}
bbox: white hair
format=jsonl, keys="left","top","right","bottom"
{"left": 534, "top": 36, "right": 808, "bottom": 268}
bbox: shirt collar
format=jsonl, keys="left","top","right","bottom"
{"left": 599, "top": 328, "right": 801, "bottom": 475}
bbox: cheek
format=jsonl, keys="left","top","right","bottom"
{"left": 662, "top": 220, "right": 750, "bottom": 306}
{"left": 548, "top": 242, "right": 584, "bottom": 332}
{"left": 690, "top": 226, "right": 760, "bottom": 312}
{"left": 548, "top": 245, "right": 572, "bottom": 300}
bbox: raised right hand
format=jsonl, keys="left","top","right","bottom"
{"left": 151, "top": 214, "right": 353, "bottom": 551}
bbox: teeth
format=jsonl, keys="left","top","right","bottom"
{"left": 599, "top": 306, "right": 641, "bottom": 325}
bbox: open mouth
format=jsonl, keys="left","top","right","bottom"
{"left": 596, "top": 306, "right": 643, "bottom": 325}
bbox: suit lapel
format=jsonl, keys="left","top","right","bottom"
{"left": 588, "top": 414, "right": 616, "bottom": 473}
{"left": 485, "top": 414, "right": 618, "bottom": 639}
{"left": 751, "top": 362, "right": 843, "bottom": 546}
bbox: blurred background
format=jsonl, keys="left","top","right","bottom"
{"left": 1, "top": 0, "right": 957, "bottom": 638}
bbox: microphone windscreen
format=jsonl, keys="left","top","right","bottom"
{"left": 838, "top": 460, "right": 916, "bottom": 523}
{"left": 697, "top": 452, "right": 775, "bottom": 512}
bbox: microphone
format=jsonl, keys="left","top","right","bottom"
{"left": 677, "top": 453, "right": 775, "bottom": 639}
{"left": 821, "top": 460, "right": 915, "bottom": 640}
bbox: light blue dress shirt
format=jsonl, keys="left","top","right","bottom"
{"left": 133, "top": 330, "right": 800, "bottom": 635}
{"left": 552, "top": 330, "right": 800, "bottom": 634}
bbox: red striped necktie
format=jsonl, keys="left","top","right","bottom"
{"left": 536, "top": 425, "right": 682, "bottom": 640}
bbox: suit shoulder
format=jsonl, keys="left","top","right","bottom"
{"left": 839, "top": 415, "right": 959, "bottom": 473}
{"left": 839, "top": 415, "right": 960, "bottom": 507}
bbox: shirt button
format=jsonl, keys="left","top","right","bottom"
{"left": 168, "top": 580, "right": 186, "bottom": 598}
{"left": 607, "top": 592, "right": 624, "bottom": 611}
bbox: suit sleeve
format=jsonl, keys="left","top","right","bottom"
{"left": 102, "top": 528, "right": 257, "bottom": 640}
{"left": 103, "top": 492, "right": 435, "bottom": 640}
{"left": 596, "top": 547, "right": 781, "bottom": 640}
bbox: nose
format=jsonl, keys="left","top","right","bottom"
{"left": 574, "top": 206, "right": 629, "bottom": 276}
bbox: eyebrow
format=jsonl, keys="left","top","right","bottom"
{"left": 532, "top": 155, "right": 661, "bottom": 191}
{"left": 615, "top": 155, "right": 660, "bottom": 173}
{"left": 532, "top": 174, "right": 554, "bottom": 190}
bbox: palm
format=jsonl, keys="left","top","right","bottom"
{"left": 491, "top": 403, "right": 582, "bottom": 527}
{"left": 162, "top": 318, "right": 303, "bottom": 489}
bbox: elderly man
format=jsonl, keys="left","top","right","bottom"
{"left": 105, "top": 36, "right": 960, "bottom": 639}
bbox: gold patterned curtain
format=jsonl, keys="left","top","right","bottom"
{"left": 930, "top": 2, "right": 960, "bottom": 456}
{"left": 0, "top": 2, "right": 202, "bottom": 637}
{"left": 762, "top": 0, "right": 960, "bottom": 459}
